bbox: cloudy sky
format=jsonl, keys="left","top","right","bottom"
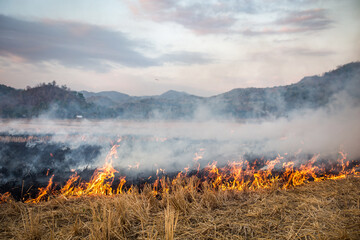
{"left": 0, "top": 0, "right": 359, "bottom": 96}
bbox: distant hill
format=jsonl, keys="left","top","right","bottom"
{"left": 203, "top": 62, "right": 360, "bottom": 119}
{"left": 0, "top": 82, "right": 89, "bottom": 118}
{"left": 79, "top": 89, "right": 203, "bottom": 119}
{"left": 80, "top": 90, "right": 131, "bottom": 107}
{"left": 0, "top": 62, "right": 359, "bottom": 119}
{"left": 159, "top": 90, "right": 191, "bottom": 100}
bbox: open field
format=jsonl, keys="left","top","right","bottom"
{"left": 1, "top": 2, "right": 359, "bottom": 240}
{"left": 1, "top": 176, "right": 359, "bottom": 240}
{"left": 1, "top": 121, "right": 359, "bottom": 239}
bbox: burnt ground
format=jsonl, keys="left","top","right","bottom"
{"left": 1, "top": 132, "right": 360, "bottom": 202}
{"left": 0, "top": 133, "right": 102, "bottom": 200}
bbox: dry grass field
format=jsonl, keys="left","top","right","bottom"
{"left": 0, "top": 176, "right": 359, "bottom": 240}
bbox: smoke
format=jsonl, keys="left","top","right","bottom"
{"left": 1, "top": 61, "right": 360, "bottom": 196}
{"left": 1, "top": 89, "right": 359, "bottom": 179}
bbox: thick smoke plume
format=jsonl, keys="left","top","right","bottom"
{"left": 1, "top": 90, "right": 359, "bottom": 183}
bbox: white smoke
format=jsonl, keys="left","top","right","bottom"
{"left": 1, "top": 90, "right": 359, "bottom": 175}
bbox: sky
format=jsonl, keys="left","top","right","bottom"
{"left": 0, "top": 0, "right": 359, "bottom": 96}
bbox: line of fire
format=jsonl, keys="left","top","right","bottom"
{"left": 1, "top": 135, "right": 359, "bottom": 204}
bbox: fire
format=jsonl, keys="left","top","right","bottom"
{"left": 0, "top": 192, "right": 12, "bottom": 203}
{"left": 1, "top": 142, "right": 359, "bottom": 204}
{"left": 25, "top": 175, "right": 55, "bottom": 203}
{"left": 60, "top": 144, "right": 122, "bottom": 198}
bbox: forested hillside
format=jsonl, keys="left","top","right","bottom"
{"left": 0, "top": 62, "right": 359, "bottom": 119}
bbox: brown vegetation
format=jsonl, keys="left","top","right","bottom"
{"left": 0, "top": 176, "right": 359, "bottom": 240}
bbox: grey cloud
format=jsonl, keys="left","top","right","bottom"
{"left": 129, "top": 0, "right": 257, "bottom": 34}
{"left": 239, "top": 9, "right": 332, "bottom": 36}
{"left": 0, "top": 15, "right": 211, "bottom": 70}
{"left": 130, "top": 1, "right": 333, "bottom": 36}
{"left": 276, "top": 9, "right": 332, "bottom": 31}
{"left": 0, "top": 15, "right": 158, "bottom": 70}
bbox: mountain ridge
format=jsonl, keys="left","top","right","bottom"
{"left": 0, "top": 62, "right": 359, "bottom": 119}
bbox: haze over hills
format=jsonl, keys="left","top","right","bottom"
{"left": 0, "top": 62, "right": 359, "bottom": 119}
{"left": 206, "top": 62, "right": 360, "bottom": 118}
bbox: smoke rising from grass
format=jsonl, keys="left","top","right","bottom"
{"left": 1, "top": 88, "right": 359, "bottom": 183}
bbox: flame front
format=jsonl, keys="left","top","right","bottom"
{"left": 2, "top": 143, "right": 359, "bottom": 203}
{"left": 60, "top": 144, "right": 123, "bottom": 198}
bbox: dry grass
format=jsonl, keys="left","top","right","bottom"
{"left": 1, "top": 176, "right": 359, "bottom": 239}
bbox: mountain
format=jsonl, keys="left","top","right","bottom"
{"left": 116, "top": 90, "right": 202, "bottom": 119}
{"left": 0, "top": 62, "right": 359, "bottom": 119}
{"left": 159, "top": 90, "right": 192, "bottom": 100}
{"left": 81, "top": 90, "right": 130, "bottom": 102}
{"left": 78, "top": 89, "right": 203, "bottom": 119}
{"left": 205, "top": 62, "right": 360, "bottom": 118}
{"left": 0, "top": 84, "right": 18, "bottom": 96}
{"left": 80, "top": 90, "right": 131, "bottom": 108}
{"left": 0, "top": 82, "right": 89, "bottom": 118}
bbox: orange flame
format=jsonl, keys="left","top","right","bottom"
{"left": 3, "top": 145, "right": 359, "bottom": 204}
{"left": 60, "top": 144, "right": 123, "bottom": 198}
{"left": 25, "top": 175, "right": 55, "bottom": 203}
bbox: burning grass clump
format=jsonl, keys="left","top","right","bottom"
{"left": 0, "top": 176, "right": 359, "bottom": 240}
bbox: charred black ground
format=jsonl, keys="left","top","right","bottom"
{"left": 1, "top": 132, "right": 359, "bottom": 202}
{"left": 0, "top": 132, "right": 102, "bottom": 200}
